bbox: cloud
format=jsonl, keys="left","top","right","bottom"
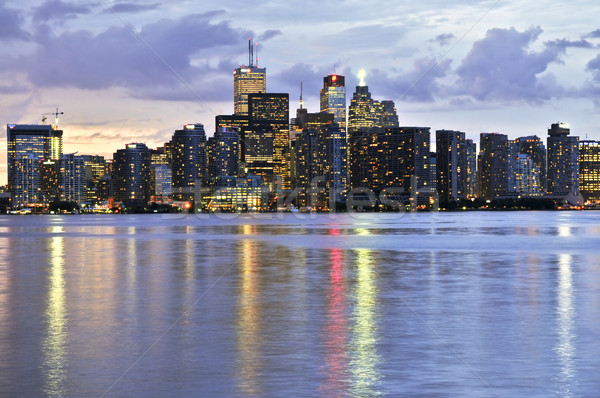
{"left": 454, "top": 27, "right": 564, "bottom": 102}
{"left": 365, "top": 57, "right": 452, "bottom": 103}
{"left": 586, "top": 54, "right": 600, "bottom": 83}
{"left": 545, "top": 38, "right": 594, "bottom": 51}
{"left": 271, "top": 62, "right": 333, "bottom": 102}
{"left": 32, "top": 0, "right": 92, "bottom": 22}
{"left": 104, "top": 2, "right": 161, "bottom": 14}
{"left": 0, "top": 4, "right": 30, "bottom": 40}
{"left": 429, "top": 33, "right": 455, "bottom": 47}
{"left": 19, "top": 13, "right": 251, "bottom": 92}
{"left": 258, "top": 29, "right": 282, "bottom": 42}
{"left": 585, "top": 29, "right": 600, "bottom": 39}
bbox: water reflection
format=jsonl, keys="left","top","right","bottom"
{"left": 42, "top": 226, "right": 68, "bottom": 397}
{"left": 321, "top": 247, "right": 349, "bottom": 397}
{"left": 555, "top": 253, "right": 576, "bottom": 397}
{"left": 350, "top": 248, "right": 381, "bottom": 396}
{"left": 236, "top": 239, "right": 263, "bottom": 396}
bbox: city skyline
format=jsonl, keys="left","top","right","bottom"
{"left": 2, "top": 0, "right": 600, "bottom": 185}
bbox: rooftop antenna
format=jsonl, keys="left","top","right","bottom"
{"left": 255, "top": 42, "right": 259, "bottom": 67}
{"left": 300, "top": 81, "right": 303, "bottom": 109}
{"left": 248, "top": 38, "right": 254, "bottom": 67}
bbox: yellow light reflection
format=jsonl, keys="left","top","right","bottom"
{"left": 236, "top": 239, "right": 263, "bottom": 396}
{"left": 42, "top": 226, "right": 68, "bottom": 397}
{"left": 556, "top": 253, "right": 575, "bottom": 396}
{"left": 350, "top": 248, "right": 381, "bottom": 396}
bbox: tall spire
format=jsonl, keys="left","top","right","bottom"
{"left": 300, "top": 81, "right": 303, "bottom": 109}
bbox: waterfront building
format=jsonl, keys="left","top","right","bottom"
{"left": 215, "top": 114, "right": 249, "bottom": 163}
{"left": 429, "top": 152, "right": 437, "bottom": 192}
{"left": 579, "top": 140, "right": 600, "bottom": 203}
{"left": 380, "top": 100, "right": 399, "bottom": 128}
{"left": 6, "top": 124, "right": 63, "bottom": 209}
{"left": 150, "top": 164, "right": 172, "bottom": 202}
{"left": 436, "top": 130, "right": 467, "bottom": 202}
{"left": 169, "top": 124, "right": 207, "bottom": 200}
{"left": 80, "top": 155, "right": 106, "bottom": 201}
{"left": 547, "top": 123, "right": 579, "bottom": 195}
{"left": 112, "top": 143, "right": 151, "bottom": 207}
{"left": 478, "top": 133, "right": 508, "bottom": 199}
{"left": 320, "top": 75, "right": 346, "bottom": 132}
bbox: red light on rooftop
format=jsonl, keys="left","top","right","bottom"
{"left": 332, "top": 75, "right": 337, "bottom": 82}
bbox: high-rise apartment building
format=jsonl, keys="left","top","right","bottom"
{"left": 436, "top": 130, "right": 467, "bottom": 202}
{"left": 478, "top": 133, "right": 508, "bottom": 199}
{"left": 547, "top": 123, "right": 579, "bottom": 195}
{"left": 465, "top": 139, "right": 477, "bottom": 197}
{"left": 320, "top": 75, "right": 346, "bottom": 132}
{"left": 60, "top": 153, "right": 86, "bottom": 203}
{"left": 170, "top": 124, "right": 207, "bottom": 200}
{"left": 579, "top": 140, "right": 600, "bottom": 202}
{"left": 112, "top": 143, "right": 151, "bottom": 206}
{"left": 6, "top": 124, "right": 63, "bottom": 209}
{"left": 208, "top": 127, "right": 239, "bottom": 180}
{"left": 515, "top": 135, "right": 547, "bottom": 192}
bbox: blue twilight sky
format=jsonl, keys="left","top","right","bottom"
{"left": 1, "top": 0, "right": 600, "bottom": 185}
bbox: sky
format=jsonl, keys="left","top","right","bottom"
{"left": 1, "top": 0, "right": 600, "bottom": 185}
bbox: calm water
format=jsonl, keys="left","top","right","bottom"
{"left": 1, "top": 211, "right": 600, "bottom": 397}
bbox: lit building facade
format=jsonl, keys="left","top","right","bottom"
{"left": 246, "top": 93, "right": 290, "bottom": 188}
{"left": 234, "top": 66, "right": 266, "bottom": 116}
{"left": 436, "top": 130, "right": 467, "bottom": 202}
{"left": 112, "top": 143, "right": 151, "bottom": 206}
{"left": 170, "top": 124, "right": 207, "bottom": 200}
{"left": 579, "top": 140, "right": 600, "bottom": 202}
{"left": 150, "top": 164, "right": 172, "bottom": 202}
{"left": 547, "top": 123, "right": 579, "bottom": 195}
{"left": 320, "top": 75, "right": 346, "bottom": 132}
{"left": 6, "top": 124, "right": 63, "bottom": 209}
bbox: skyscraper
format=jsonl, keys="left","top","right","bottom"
{"left": 6, "top": 124, "right": 63, "bottom": 209}
{"left": 547, "top": 123, "right": 579, "bottom": 195}
{"left": 234, "top": 40, "right": 266, "bottom": 116}
{"left": 170, "top": 124, "right": 207, "bottom": 200}
{"left": 246, "top": 93, "right": 290, "bottom": 188}
{"left": 436, "top": 130, "right": 467, "bottom": 202}
{"left": 320, "top": 75, "right": 346, "bottom": 132}
{"left": 478, "top": 133, "right": 508, "bottom": 199}
{"left": 112, "top": 143, "right": 151, "bottom": 207}
{"left": 208, "top": 127, "right": 239, "bottom": 180}
{"left": 579, "top": 140, "right": 600, "bottom": 203}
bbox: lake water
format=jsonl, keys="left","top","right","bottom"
{"left": 1, "top": 211, "right": 600, "bottom": 397}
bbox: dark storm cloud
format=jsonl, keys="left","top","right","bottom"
{"left": 32, "top": 0, "right": 92, "bottom": 22}
{"left": 455, "top": 27, "right": 564, "bottom": 102}
{"left": 429, "top": 33, "right": 455, "bottom": 46}
{"left": 258, "top": 29, "right": 282, "bottom": 42}
{"left": 105, "top": 2, "right": 162, "bottom": 14}
{"left": 21, "top": 12, "right": 250, "bottom": 91}
{"left": 0, "top": 4, "right": 30, "bottom": 40}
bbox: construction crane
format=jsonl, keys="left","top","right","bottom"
{"left": 42, "top": 108, "right": 64, "bottom": 127}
